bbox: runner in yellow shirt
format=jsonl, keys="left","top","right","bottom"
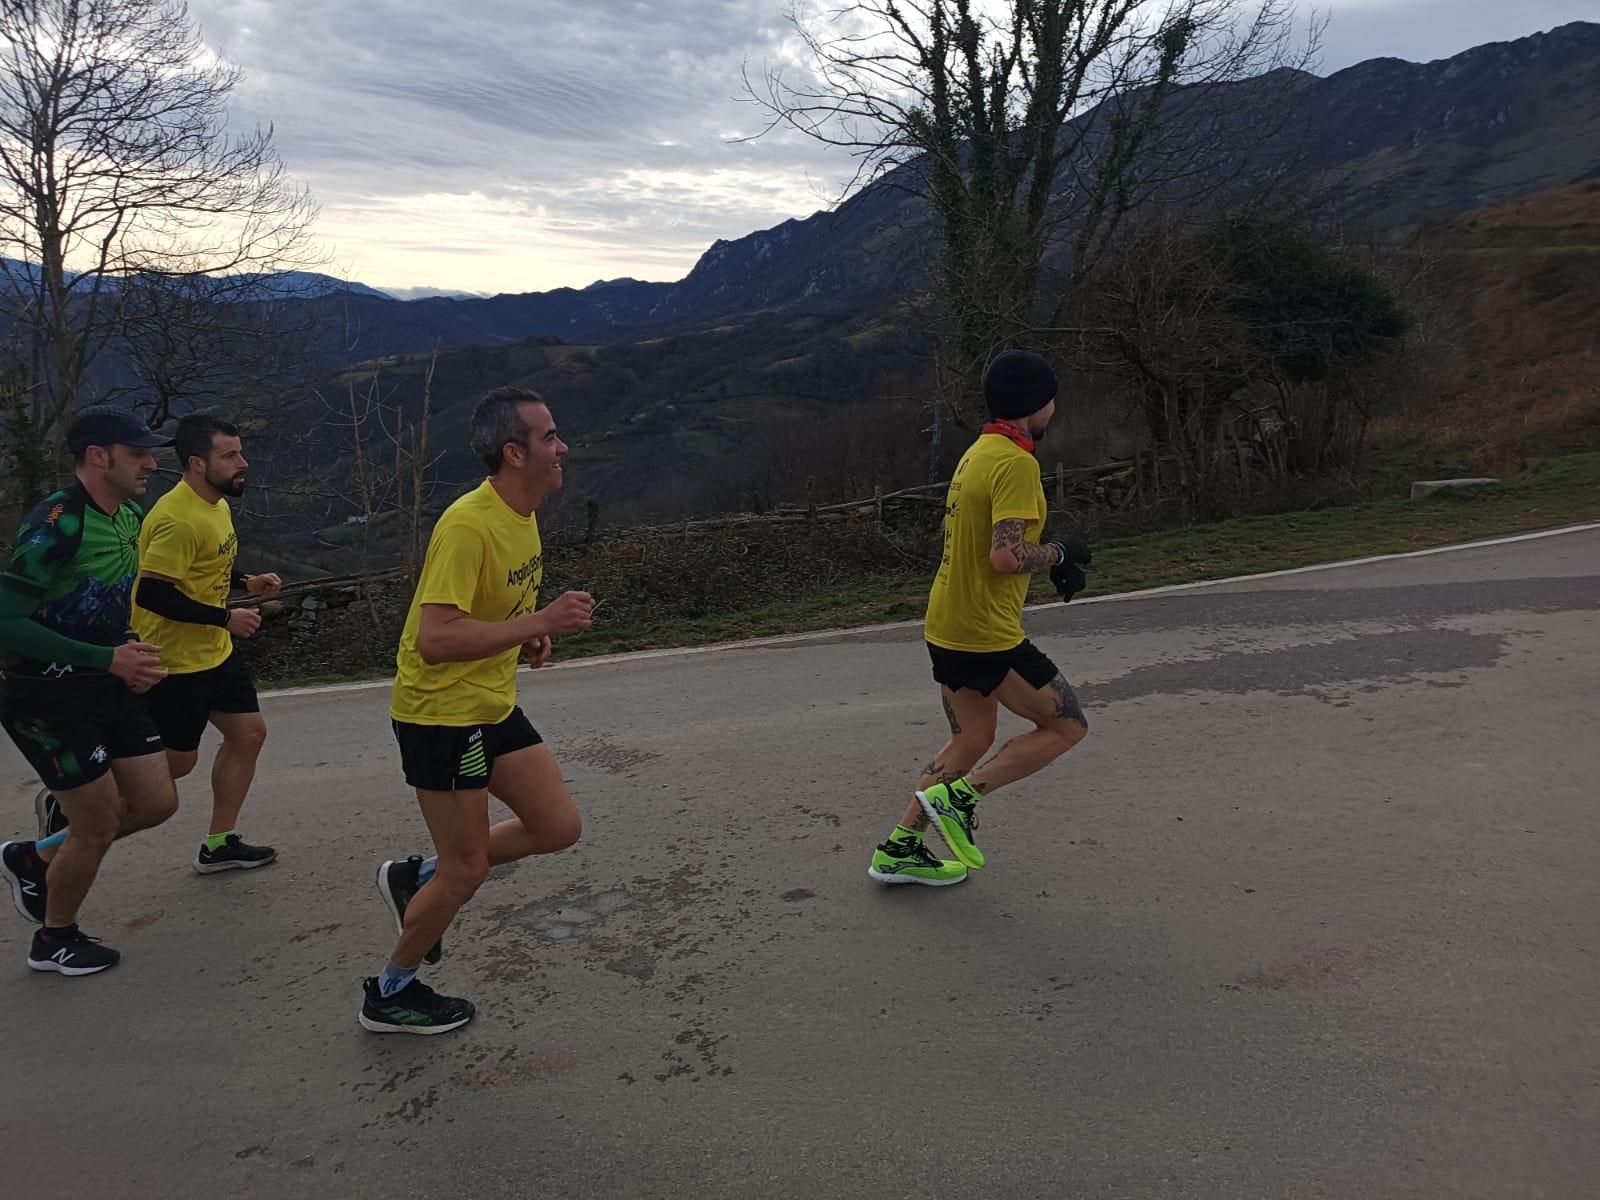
{"left": 130, "top": 414, "right": 280, "bottom": 872}
{"left": 867, "top": 350, "right": 1093, "bottom": 886}
{"left": 361, "top": 387, "right": 594, "bottom": 1035}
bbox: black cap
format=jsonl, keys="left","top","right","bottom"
{"left": 982, "top": 349, "right": 1058, "bottom": 421}
{"left": 65, "top": 404, "right": 173, "bottom": 454}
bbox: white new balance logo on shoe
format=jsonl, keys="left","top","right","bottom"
{"left": 51, "top": 947, "right": 72, "bottom": 964}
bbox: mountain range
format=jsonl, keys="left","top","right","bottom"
{"left": 298, "top": 21, "right": 1600, "bottom": 359}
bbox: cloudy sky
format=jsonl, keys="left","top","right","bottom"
{"left": 186, "top": 0, "right": 1593, "bottom": 298}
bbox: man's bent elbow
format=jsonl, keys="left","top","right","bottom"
{"left": 989, "top": 548, "right": 1019, "bottom": 574}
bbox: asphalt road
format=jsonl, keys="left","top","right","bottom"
{"left": 2, "top": 527, "right": 1597, "bottom": 1199}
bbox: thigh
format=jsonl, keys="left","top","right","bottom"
{"left": 939, "top": 684, "right": 999, "bottom": 742}
{"left": 109, "top": 750, "right": 177, "bottom": 820}
{"left": 1, "top": 683, "right": 120, "bottom": 793}
{"left": 206, "top": 653, "right": 260, "bottom": 716}
{"left": 993, "top": 660, "right": 1087, "bottom": 727}
{"left": 414, "top": 786, "right": 491, "bottom": 866}
{"left": 143, "top": 670, "right": 210, "bottom": 753}
{"left": 104, "top": 684, "right": 165, "bottom": 760}
{"left": 393, "top": 720, "right": 491, "bottom": 792}
{"left": 209, "top": 708, "right": 267, "bottom": 746}
{"left": 488, "top": 741, "right": 580, "bottom": 838}
{"left": 50, "top": 768, "right": 126, "bottom": 828}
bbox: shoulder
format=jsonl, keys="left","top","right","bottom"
{"left": 137, "top": 487, "right": 187, "bottom": 532}
{"left": 19, "top": 485, "right": 87, "bottom": 540}
{"left": 438, "top": 482, "right": 490, "bottom": 520}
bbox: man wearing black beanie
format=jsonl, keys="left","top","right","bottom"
{"left": 867, "top": 349, "right": 1091, "bottom": 886}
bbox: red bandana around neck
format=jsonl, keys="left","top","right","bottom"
{"left": 982, "top": 418, "right": 1035, "bottom": 453}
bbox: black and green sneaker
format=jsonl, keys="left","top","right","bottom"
{"left": 359, "top": 977, "right": 475, "bottom": 1035}
{"left": 194, "top": 835, "right": 277, "bottom": 874}
{"left": 377, "top": 856, "right": 443, "bottom": 965}
{"left": 868, "top": 831, "right": 968, "bottom": 886}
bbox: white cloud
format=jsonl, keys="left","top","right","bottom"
{"left": 185, "top": 0, "right": 1590, "bottom": 293}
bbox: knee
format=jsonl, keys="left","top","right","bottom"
{"left": 433, "top": 853, "right": 490, "bottom": 902}
{"left": 541, "top": 810, "right": 582, "bottom": 854}
{"left": 1043, "top": 716, "right": 1088, "bottom": 757}
{"left": 71, "top": 801, "right": 122, "bottom": 848}
{"left": 223, "top": 722, "right": 267, "bottom": 761}
{"left": 130, "top": 784, "right": 179, "bottom": 831}
{"left": 167, "top": 750, "right": 199, "bottom": 780}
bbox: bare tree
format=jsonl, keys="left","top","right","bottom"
{"left": 1073, "top": 213, "right": 1411, "bottom": 514}
{"left": 749, "top": 0, "right": 1317, "bottom": 426}
{"left": 315, "top": 349, "right": 448, "bottom": 588}
{"left": 0, "top": 0, "right": 318, "bottom": 499}
{"left": 105, "top": 269, "right": 323, "bottom": 430}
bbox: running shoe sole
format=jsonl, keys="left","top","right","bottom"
{"left": 867, "top": 865, "right": 966, "bottom": 886}
{"left": 915, "top": 790, "right": 985, "bottom": 870}
{"left": 358, "top": 1010, "right": 473, "bottom": 1036}
{"left": 193, "top": 852, "right": 278, "bottom": 875}
{"left": 27, "top": 955, "right": 116, "bottom": 977}
{"left": 0, "top": 843, "right": 43, "bottom": 924}
{"left": 376, "top": 860, "right": 406, "bottom": 934}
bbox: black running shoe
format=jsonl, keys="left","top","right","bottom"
{"left": 34, "top": 788, "right": 67, "bottom": 838}
{"left": 194, "top": 835, "right": 278, "bottom": 874}
{"left": 358, "top": 976, "right": 475, "bottom": 1035}
{"left": 377, "top": 856, "right": 442, "bottom": 965}
{"left": 0, "top": 840, "right": 47, "bottom": 923}
{"left": 28, "top": 926, "right": 120, "bottom": 976}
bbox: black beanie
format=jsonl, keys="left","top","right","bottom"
{"left": 982, "top": 349, "right": 1058, "bottom": 421}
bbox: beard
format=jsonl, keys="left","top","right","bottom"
{"left": 209, "top": 470, "right": 247, "bottom": 497}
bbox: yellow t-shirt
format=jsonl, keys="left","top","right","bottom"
{"left": 389, "top": 481, "right": 544, "bottom": 727}
{"left": 132, "top": 479, "right": 238, "bottom": 674}
{"left": 924, "top": 434, "right": 1046, "bottom": 653}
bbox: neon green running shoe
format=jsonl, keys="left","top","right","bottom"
{"left": 917, "top": 779, "right": 985, "bottom": 869}
{"left": 867, "top": 831, "right": 968, "bottom": 887}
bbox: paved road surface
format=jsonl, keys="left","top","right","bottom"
{"left": 3, "top": 528, "right": 1597, "bottom": 1199}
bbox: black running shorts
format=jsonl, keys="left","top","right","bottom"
{"left": 0, "top": 675, "right": 165, "bottom": 792}
{"left": 927, "top": 638, "right": 1061, "bottom": 697}
{"left": 143, "top": 649, "right": 261, "bottom": 753}
{"left": 391, "top": 706, "right": 543, "bottom": 792}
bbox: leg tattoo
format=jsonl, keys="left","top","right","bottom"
{"left": 1048, "top": 675, "right": 1088, "bottom": 727}
{"left": 941, "top": 693, "right": 961, "bottom": 735}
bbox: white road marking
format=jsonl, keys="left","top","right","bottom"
{"left": 263, "top": 521, "right": 1600, "bottom": 699}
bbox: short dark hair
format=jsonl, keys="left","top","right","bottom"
{"left": 470, "top": 387, "right": 546, "bottom": 472}
{"left": 174, "top": 413, "right": 239, "bottom": 470}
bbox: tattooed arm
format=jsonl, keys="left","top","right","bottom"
{"left": 989, "top": 519, "right": 1064, "bottom": 575}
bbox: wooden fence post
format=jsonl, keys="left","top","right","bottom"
{"left": 874, "top": 484, "right": 883, "bottom": 527}
{"left": 1055, "top": 461, "right": 1066, "bottom": 506}
{"left": 585, "top": 498, "right": 600, "bottom": 544}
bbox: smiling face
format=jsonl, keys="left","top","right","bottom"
{"left": 501, "top": 400, "right": 568, "bottom": 497}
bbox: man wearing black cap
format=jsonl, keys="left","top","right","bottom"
{"left": 868, "top": 349, "right": 1091, "bottom": 886}
{"left": 0, "top": 405, "right": 178, "bottom": 975}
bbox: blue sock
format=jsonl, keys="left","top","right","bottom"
{"left": 377, "top": 960, "right": 419, "bottom": 998}
{"left": 36, "top": 830, "right": 68, "bottom": 852}
{"left": 417, "top": 856, "right": 438, "bottom": 884}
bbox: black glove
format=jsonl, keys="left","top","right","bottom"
{"left": 1045, "top": 533, "right": 1092, "bottom": 603}
{"left": 1050, "top": 560, "right": 1088, "bottom": 603}
{"left": 1047, "top": 534, "right": 1092, "bottom": 566}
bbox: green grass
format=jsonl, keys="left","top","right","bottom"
{"left": 556, "top": 451, "right": 1600, "bottom": 660}
{"left": 262, "top": 452, "right": 1600, "bottom": 687}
